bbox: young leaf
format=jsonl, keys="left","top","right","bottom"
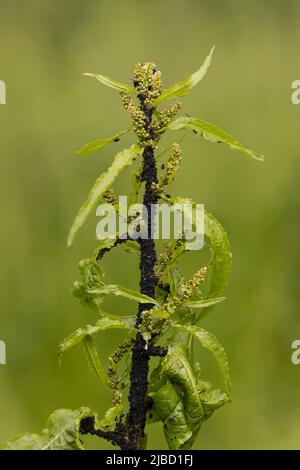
{"left": 59, "top": 315, "right": 135, "bottom": 358}
{"left": 168, "top": 116, "right": 265, "bottom": 161}
{"left": 72, "top": 257, "right": 106, "bottom": 313}
{"left": 77, "top": 127, "right": 131, "bottom": 157}
{"left": 95, "top": 404, "right": 123, "bottom": 431}
{"left": 172, "top": 324, "right": 231, "bottom": 396}
{"left": 68, "top": 144, "right": 142, "bottom": 247}
{"left": 155, "top": 47, "right": 215, "bottom": 104}
{"left": 3, "top": 408, "right": 92, "bottom": 450}
{"left": 120, "top": 240, "right": 140, "bottom": 255}
{"left": 83, "top": 72, "right": 136, "bottom": 93}
{"left": 168, "top": 266, "right": 185, "bottom": 297}
{"left": 88, "top": 284, "right": 159, "bottom": 306}
{"left": 83, "top": 335, "right": 108, "bottom": 385}
{"left": 183, "top": 297, "right": 225, "bottom": 309}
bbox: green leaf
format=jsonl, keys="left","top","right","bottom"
{"left": 120, "top": 240, "right": 140, "bottom": 255}
{"left": 3, "top": 408, "right": 92, "bottom": 450}
{"left": 152, "top": 380, "right": 192, "bottom": 449}
{"left": 83, "top": 72, "right": 136, "bottom": 93}
{"left": 172, "top": 324, "right": 231, "bottom": 396}
{"left": 168, "top": 116, "right": 265, "bottom": 161}
{"left": 198, "top": 380, "right": 230, "bottom": 420}
{"left": 202, "top": 210, "right": 232, "bottom": 319}
{"left": 88, "top": 284, "right": 159, "bottom": 306}
{"left": 159, "top": 346, "right": 204, "bottom": 449}
{"left": 94, "top": 238, "right": 117, "bottom": 257}
{"left": 59, "top": 315, "right": 135, "bottom": 358}
{"left": 164, "top": 197, "right": 231, "bottom": 319}
{"left": 95, "top": 404, "right": 123, "bottom": 431}
{"left": 149, "top": 346, "right": 231, "bottom": 449}
{"left": 72, "top": 257, "right": 106, "bottom": 312}
{"left": 166, "top": 197, "right": 204, "bottom": 251}
{"left": 77, "top": 127, "right": 131, "bottom": 157}
{"left": 68, "top": 144, "right": 142, "bottom": 247}
{"left": 168, "top": 266, "right": 185, "bottom": 297}
{"left": 83, "top": 335, "right": 108, "bottom": 385}
{"left": 183, "top": 297, "right": 225, "bottom": 309}
{"left": 156, "top": 47, "right": 215, "bottom": 104}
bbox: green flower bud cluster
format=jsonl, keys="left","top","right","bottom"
{"left": 151, "top": 102, "right": 182, "bottom": 134}
{"left": 181, "top": 267, "right": 208, "bottom": 299}
{"left": 163, "top": 266, "right": 208, "bottom": 314}
{"left": 133, "top": 62, "right": 162, "bottom": 108}
{"left": 121, "top": 92, "right": 149, "bottom": 144}
{"left": 154, "top": 239, "right": 184, "bottom": 278}
{"left": 103, "top": 188, "right": 117, "bottom": 206}
{"left": 139, "top": 309, "right": 167, "bottom": 342}
{"left": 108, "top": 339, "right": 134, "bottom": 406}
{"left": 160, "top": 142, "right": 182, "bottom": 186}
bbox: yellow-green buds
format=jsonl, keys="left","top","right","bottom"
{"left": 182, "top": 267, "right": 208, "bottom": 299}
{"left": 133, "top": 62, "right": 162, "bottom": 107}
{"left": 108, "top": 339, "right": 133, "bottom": 406}
{"left": 162, "top": 143, "right": 182, "bottom": 185}
{"left": 103, "top": 189, "right": 117, "bottom": 206}
{"left": 152, "top": 102, "right": 182, "bottom": 134}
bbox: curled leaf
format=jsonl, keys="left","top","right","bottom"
{"left": 172, "top": 324, "right": 231, "bottom": 396}
{"left": 201, "top": 210, "right": 232, "bottom": 319}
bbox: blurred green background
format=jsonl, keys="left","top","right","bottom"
{"left": 1, "top": 0, "right": 300, "bottom": 450}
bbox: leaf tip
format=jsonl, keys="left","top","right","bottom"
{"left": 67, "top": 233, "right": 73, "bottom": 249}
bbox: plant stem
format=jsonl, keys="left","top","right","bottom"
{"left": 125, "top": 98, "right": 158, "bottom": 450}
